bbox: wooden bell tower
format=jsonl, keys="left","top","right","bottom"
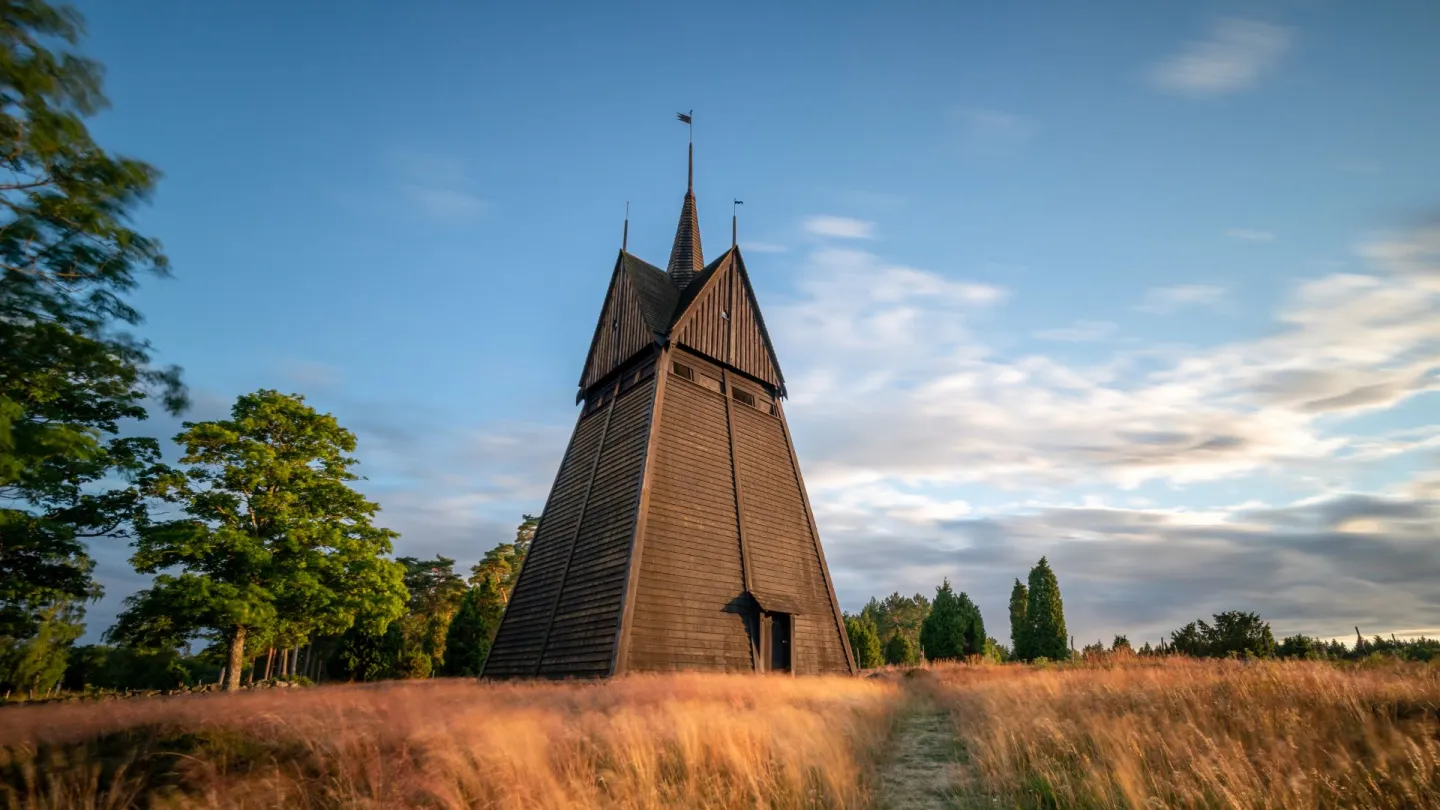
{"left": 482, "top": 138, "right": 854, "bottom": 678}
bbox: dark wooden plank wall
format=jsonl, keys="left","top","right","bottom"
{"left": 625, "top": 352, "right": 754, "bottom": 672}
{"left": 536, "top": 377, "right": 656, "bottom": 677}
{"left": 731, "top": 385, "right": 852, "bottom": 675}
{"left": 482, "top": 404, "right": 610, "bottom": 677}
{"left": 580, "top": 263, "right": 655, "bottom": 393}
{"left": 673, "top": 259, "right": 782, "bottom": 390}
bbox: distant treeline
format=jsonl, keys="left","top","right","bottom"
{"left": 844, "top": 558, "right": 1439, "bottom": 670}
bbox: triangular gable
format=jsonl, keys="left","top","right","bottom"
{"left": 578, "top": 251, "right": 665, "bottom": 397}
{"left": 669, "top": 247, "right": 786, "bottom": 394}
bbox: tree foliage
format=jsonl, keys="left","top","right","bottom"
{"left": 396, "top": 555, "right": 466, "bottom": 669}
{"left": 1167, "top": 611, "right": 1276, "bottom": 659}
{"left": 1024, "top": 557, "right": 1068, "bottom": 661}
{"left": 859, "top": 591, "right": 930, "bottom": 650}
{"left": 883, "top": 630, "right": 919, "bottom": 666}
{"left": 0, "top": 0, "right": 184, "bottom": 661}
{"left": 919, "top": 579, "right": 986, "bottom": 661}
{"left": 1008, "top": 578, "right": 1029, "bottom": 661}
{"left": 844, "top": 614, "right": 883, "bottom": 669}
{"left": 111, "top": 390, "right": 406, "bottom": 690}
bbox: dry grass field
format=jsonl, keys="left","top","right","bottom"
{"left": 918, "top": 657, "right": 1440, "bottom": 808}
{"left": 0, "top": 673, "right": 900, "bottom": 809}
{"left": 2, "top": 658, "right": 1438, "bottom": 809}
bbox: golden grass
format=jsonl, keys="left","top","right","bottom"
{"left": 918, "top": 657, "right": 1440, "bottom": 809}
{"left": 0, "top": 673, "right": 901, "bottom": 809}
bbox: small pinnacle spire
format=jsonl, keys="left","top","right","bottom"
{"left": 667, "top": 110, "right": 702, "bottom": 288}
{"left": 732, "top": 199, "right": 743, "bottom": 248}
{"left": 622, "top": 201, "right": 629, "bottom": 252}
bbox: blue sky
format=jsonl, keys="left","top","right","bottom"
{"left": 75, "top": 1, "right": 1440, "bottom": 646}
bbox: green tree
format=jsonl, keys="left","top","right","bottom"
{"left": 1112, "top": 634, "right": 1132, "bottom": 653}
{"left": 0, "top": 600, "right": 83, "bottom": 696}
{"left": 844, "top": 614, "right": 883, "bottom": 669}
{"left": 919, "top": 579, "right": 986, "bottom": 661}
{"left": 883, "top": 630, "right": 919, "bottom": 666}
{"left": 1008, "top": 578, "right": 1030, "bottom": 661}
{"left": 396, "top": 555, "right": 466, "bottom": 668}
{"left": 469, "top": 514, "right": 538, "bottom": 601}
{"left": 331, "top": 620, "right": 403, "bottom": 682}
{"left": 111, "top": 390, "right": 406, "bottom": 691}
{"left": 0, "top": 0, "right": 186, "bottom": 663}
{"left": 859, "top": 592, "right": 931, "bottom": 649}
{"left": 1024, "top": 557, "right": 1069, "bottom": 661}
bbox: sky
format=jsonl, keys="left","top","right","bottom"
{"left": 72, "top": 1, "right": 1439, "bottom": 648}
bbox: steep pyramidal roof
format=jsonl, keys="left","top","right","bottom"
{"left": 665, "top": 143, "right": 704, "bottom": 289}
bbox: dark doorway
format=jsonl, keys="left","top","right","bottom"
{"left": 767, "top": 612, "right": 792, "bottom": 673}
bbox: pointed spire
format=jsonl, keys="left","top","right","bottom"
{"left": 622, "top": 201, "right": 629, "bottom": 252}
{"left": 667, "top": 111, "right": 702, "bottom": 288}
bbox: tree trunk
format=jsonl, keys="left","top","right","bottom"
{"left": 225, "top": 626, "right": 247, "bottom": 692}
{"left": 290, "top": 647, "right": 299, "bottom": 676}
{"left": 264, "top": 647, "right": 275, "bottom": 680}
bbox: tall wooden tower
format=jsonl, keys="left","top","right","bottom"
{"left": 482, "top": 142, "right": 854, "bottom": 679}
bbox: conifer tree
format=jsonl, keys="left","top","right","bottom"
{"left": 920, "top": 579, "right": 987, "bottom": 661}
{"left": 844, "top": 614, "right": 883, "bottom": 669}
{"left": 442, "top": 573, "right": 506, "bottom": 677}
{"left": 883, "top": 630, "right": 919, "bottom": 666}
{"left": 1008, "top": 578, "right": 1029, "bottom": 661}
{"left": 1024, "top": 557, "right": 1069, "bottom": 661}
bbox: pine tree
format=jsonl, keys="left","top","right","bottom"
{"left": 844, "top": 614, "right": 883, "bottom": 669}
{"left": 442, "top": 584, "right": 491, "bottom": 677}
{"left": 1024, "top": 557, "right": 1069, "bottom": 661}
{"left": 920, "top": 579, "right": 987, "bottom": 661}
{"left": 1008, "top": 578, "right": 1030, "bottom": 661}
{"left": 883, "top": 631, "right": 919, "bottom": 666}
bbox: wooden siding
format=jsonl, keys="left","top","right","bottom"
{"left": 624, "top": 351, "right": 754, "bottom": 672}
{"left": 580, "top": 258, "right": 658, "bottom": 394}
{"left": 536, "top": 376, "right": 656, "bottom": 677}
{"left": 732, "top": 400, "right": 852, "bottom": 675}
{"left": 483, "top": 404, "right": 609, "bottom": 677}
{"left": 672, "top": 254, "right": 783, "bottom": 391}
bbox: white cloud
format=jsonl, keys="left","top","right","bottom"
{"left": 803, "top": 215, "right": 877, "bottom": 240}
{"left": 1134, "top": 284, "right": 1228, "bottom": 313}
{"left": 742, "top": 241, "right": 791, "bottom": 254}
{"left": 403, "top": 185, "right": 488, "bottom": 220}
{"left": 953, "top": 107, "right": 1038, "bottom": 156}
{"left": 1226, "top": 228, "right": 1275, "bottom": 242}
{"left": 775, "top": 222, "right": 1440, "bottom": 503}
{"left": 1034, "top": 320, "right": 1118, "bottom": 342}
{"left": 1149, "top": 18, "right": 1291, "bottom": 96}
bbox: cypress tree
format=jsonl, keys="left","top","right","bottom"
{"left": 1008, "top": 578, "right": 1029, "bottom": 661}
{"left": 1025, "top": 557, "right": 1069, "bottom": 661}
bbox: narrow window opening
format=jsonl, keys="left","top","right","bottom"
{"left": 732, "top": 388, "right": 756, "bottom": 408}
{"left": 671, "top": 362, "right": 694, "bottom": 381}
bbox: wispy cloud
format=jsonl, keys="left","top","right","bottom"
{"left": 1226, "top": 228, "right": 1275, "bottom": 242}
{"left": 1034, "top": 320, "right": 1118, "bottom": 342}
{"left": 742, "top": 241, "right": 791, "bottom": 254}
{"left": 402, "top": 185, "right": 488, "bottom": 220}
{"left": 803, "top": 215, "right": 876, "bottom": 240}
{"left": 1134, "top": 284, "right": 1228, "bottom": 314}
{"left": 773, "top": 220, "right": 1440, "bottom": 640}
{"left": 280, "top": 360, "right": 342, "bottom": 391}
{"left": 1149, "top": 19, "right": 1291, "bottom": 96}
{"left": 952, "top": 107, "right": 1038, "bottom": 156}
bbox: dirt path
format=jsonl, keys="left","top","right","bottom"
{"left": 874, "top": 685, "right": 965, "bottom": 810}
